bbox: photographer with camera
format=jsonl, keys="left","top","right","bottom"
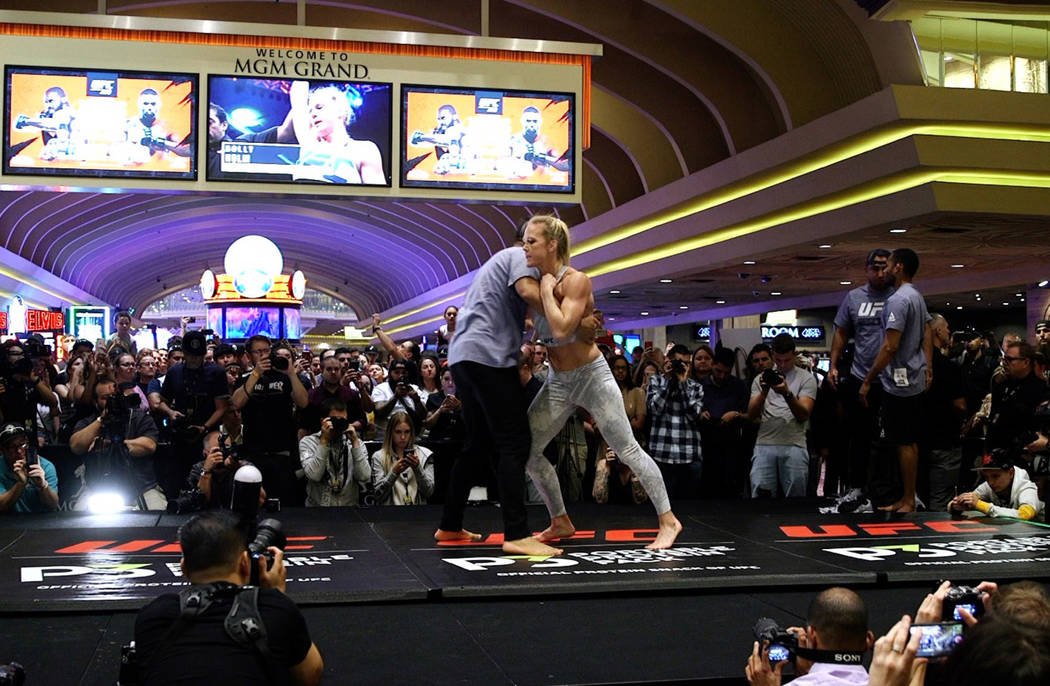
{"left": 370, "top": 414, "right": 434, "bottom": 505}
{"left": 299, "top": 398, "right": 370, "bottom": 506}
{"left": 297, "top": 356, "right": 368, "bottom": 440}
{"left": 370, "top": 358, "right": 426, "bottom": 438}
{"left": 644, "top": 344, "right": 705, "bottom": 499}
{"left": 133, "top": 510, "right": 323, "bottom": 685}
{"left": 0, "top": 423, "right": 58, "bottom": 513}
{"left": 746, "top": 587, "right": 873, "bottom": 686}
{"left": 0, "top": 340, "right": 59, "bottom": 434}
{"left": 70, "top": 376, "right": 164, "bottom": 510}
{"left": 231, "top": 335, "right": 309, "bottom": 507}
{"left": 747, "top": 334, "right": 818, "bottom": 498}
{"left": 173, "top": 430, "right": 266, "bottom": 512}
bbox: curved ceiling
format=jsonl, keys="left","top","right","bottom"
{"left": 2, "top": 0, "right": 915, "bottom": 329}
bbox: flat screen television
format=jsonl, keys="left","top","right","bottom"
{"left": 4, "top": 66, "right": 197, "bottom": 180}
{"left": 400, "top": 85, "right": 574, "bottom": 193}
{"left": 207, "top": 75, "right": 391, "bottom": 186}
{"left": 224, "top": 307, "right": 281, "bottom": 340}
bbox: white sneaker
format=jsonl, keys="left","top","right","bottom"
{"left": 833, "top": 488, "right": 864, "bottom": 505}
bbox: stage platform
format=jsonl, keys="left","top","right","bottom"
{"left": 1, "top": 501, "right": 1048, "bottom": 684}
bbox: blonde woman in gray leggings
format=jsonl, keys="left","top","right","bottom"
{"left": 521, "top": 215, "right": 682, "bottom": 550}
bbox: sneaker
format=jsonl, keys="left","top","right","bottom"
{"left": 833, "top": 488, "right": 864, "bottom": 505}
{"left": 839, "top": 497, "right": 873, "bottom": 514}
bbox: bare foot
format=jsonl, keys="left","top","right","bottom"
{"left": 646, "top": 514, "right": 683, "bottom": 550}
{"left": 434, "top": 528, "right": 483, "bottom": 542}
{"left": 535, "top": 515, "right": 575, "bottom": 543}
{"left": 877, "top": 500, "right": 916, "bottom": 513}
{"left": 503, "top": 536, "right": 563, "bottom": 556}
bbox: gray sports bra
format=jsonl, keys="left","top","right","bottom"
{"left": 533, "top": 266, "right": 583, "bottom": 347}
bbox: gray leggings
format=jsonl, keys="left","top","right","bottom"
{"left": 526, "top": 355, "right": 672, "bottom": 516}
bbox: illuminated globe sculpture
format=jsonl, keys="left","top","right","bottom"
{"left": 199, "top": 236, "right": 307, "bottom": 341}
{"left": 225, "top": 235, "right": 284, "bottom": 299}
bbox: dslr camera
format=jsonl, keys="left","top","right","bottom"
{"left": 248, "top": 518, "right": 287, "bottom": 585}
{"left": 328, "top": 416, "right": 350, "bottom": 436}
{"left": 942, "top": 584, "right": 984, "bottom": 621}
{"left": 669, "top": 358, "right": 688, "bottom": 376}
{"left": 762, "top": 368, "right": 785, "bottom": 387}
{"left": 753, "top": 617, "right": 798, "bottom": 663}
{"left": 102, "top": 391, "right": 141, "bottom": 441}
{"left": 269, "top": 353, "right": 289, "bottom": 372}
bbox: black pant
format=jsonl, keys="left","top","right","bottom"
{"left": 840, "top": 374, "right": 882, "bottom": 490}
{"left": 440, "top": 361, "right": 532, "bottom": 541}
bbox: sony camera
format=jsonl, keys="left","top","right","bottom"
{"left": 753, "top": 617, "right": 798, "bottom": 663}
{"left": 269, "top": 353, "right": 289, "bottom": 372}
{"left": 762, "top": 369, "right": 785, "bottom": 387}
{"left": 943, "top": 584, "right": 984, "bottom": 621}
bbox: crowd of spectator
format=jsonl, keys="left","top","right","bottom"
{"left": 2, "top": 245, "right": 1050, "bottom": 522}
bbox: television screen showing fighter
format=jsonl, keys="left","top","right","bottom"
{"left": 3, "top": 66, "right": 197, "bottom": 180}
{"left": 400, "top": 85, "right": 575, "bottom": 193}
{"left": 207, "top": 75, "right": 392, "bottom": 186}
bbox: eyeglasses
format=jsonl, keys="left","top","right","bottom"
{"left": 119, "top": 362, "right": 136, "bottom": 368}
{"left": 1003, "top": 356, "right": 1025, "bottom": 363}
{"left": 2, "top": 441, "right": 28, "bottom": 452}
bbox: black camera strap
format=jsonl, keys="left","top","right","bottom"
{"left": 144, "top": 582, "right": 276, "bottom": 684}
{"left": 793, "top": 647, "right": 865, "bottom": 665}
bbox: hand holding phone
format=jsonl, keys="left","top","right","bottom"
{"left": 909, "top": 622, "right": 964, "bottom": 658}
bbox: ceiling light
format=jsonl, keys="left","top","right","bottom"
{"left": 659, "top": 279, "right": 673, "bottom": 283}
{"left": 743, "top": 260, "right": 756, "bottom": 265}
{"left": 770, "top": 291, "right": 782, "bottom": 296}
{"left": 609, "top": 290, "right": 621, "bottom": 294}
{"left": 840, "top": 281, "right": 852, "bottom": 285}
{"left": 818, "top": 244, "right": 832, "bottom": 249}
{"left": 679, "top": 306, "right": 688, "bottom": 310}
{"left": 889, "top": 228, "right": 907, "bottom": 233}
{"left": 715, "top": 299, "right": 726, "bottom": 304}
{"left": 640, "top": 311, "right": 649, "bottom": 316}
{"left": 1040, "top": 280, "right": 1049, "bottom": 288}
{"left": 951, "top": 264, "right": 964, "bottom": 268}
{"left": 956, "top": 305, "right": 963, "bottom": 310}
{"left": 944, "top": 54, "right": 954, "bottom": 62}
{"left": 1002, "top": 302, "right": 1010, "bottom": 306}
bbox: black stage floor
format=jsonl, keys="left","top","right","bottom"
{"left": 1, "top": 501, "right": 1049, "bottom": 684}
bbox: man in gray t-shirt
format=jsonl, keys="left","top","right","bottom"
{"left": 747, "top": 335, "right": 818, "bottom": 498}
{"left": 828, "top": 249, "right": 893, "bottom": 496}
{"left": 861, "top": 248, "right": 931, "bottom": 513}
{"left": 437, "top": 242, "right": 563, "bottom": 556}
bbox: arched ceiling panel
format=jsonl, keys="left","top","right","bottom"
{"left": 581, "top": 160, "right": 615, "bottom": 217}
{"left": 105, "top": 1, "right": 298, "bottom": 24}
{"left": 490, "top": 0, "right": 731, "bottom": 174}
{"left": 306, "top": 0, "right": 480, "bottom": 34}
{"left": 583, "top": 129, "right": 645, "bottom": 206}
{"left": 518, "top": 0, "right": 783, "bottom": 153}
{"left": 591, "top": 86, "right": 686, "bottom": 187}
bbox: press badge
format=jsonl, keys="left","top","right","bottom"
{"left": 893, "top": 367, "right": 909, "bottom": 387}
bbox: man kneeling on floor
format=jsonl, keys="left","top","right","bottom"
{"left": 134, "top": 510, "right": 323, "bottom": 685}
{"left": 746, "top": 587, "right": 874, "bottom": 686}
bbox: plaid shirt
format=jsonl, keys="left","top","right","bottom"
{"left": 646, "top": 374, "right": 704, "bottom": 464}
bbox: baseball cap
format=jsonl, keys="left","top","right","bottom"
{"left": 213, "top": 343, "right": 236, "bottom": 358}
{"left": 1035, "top": 320, "right": 1050, "bottom": 332}
{"left": 364, "top": 345, "right": 379, "bottom": 355}
{"left": 973, "top": 449, "right": 1015, "bottom": 471}
{"left": 183, "top": 330, "right": 208, "bottom": 357}
{"left": 0, "top": 423, "right": 28, "bottom": 447}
